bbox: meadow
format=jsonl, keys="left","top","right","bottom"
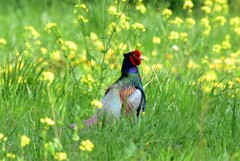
{"left": 0, "top": 0, "right": 240, "bottom": 160}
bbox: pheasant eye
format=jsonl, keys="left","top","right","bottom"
{"left": 132, "top": 54, "right": 135, "bottom": 57}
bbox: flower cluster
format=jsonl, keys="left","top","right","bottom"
{"left": 79, "top": 139, "right": 94, "bottom": 152}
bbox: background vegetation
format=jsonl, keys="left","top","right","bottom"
{"left": 0, "top": 0, "right": 239, "bottom": 160}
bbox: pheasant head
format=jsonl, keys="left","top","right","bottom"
{"left": 122, "top": 50, "right": 143, "bottom": 74}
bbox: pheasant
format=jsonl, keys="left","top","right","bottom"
{"left": 82, "top": 50, "right": 146, "bottom": 128}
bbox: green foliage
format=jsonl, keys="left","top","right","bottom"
{"left": 0, "top": 0, "right": 240, "bottom": 160}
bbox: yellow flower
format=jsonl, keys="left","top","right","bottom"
{"left": 64, "top": 41, "right": 78, "bottom": 51}
{"left": 212, "top": 44, "right": 222, "bottom": 53}
{"left": 76, "top": 3, "right": 88, "bottom": 12}
{"left": 90, "top": 32, "right": 98, "bottom": 41}
{"left": 168, "top": 31, "right": 179, "bottom": 40}
{"left": 152, "top": 37, "right": 161, "bottom": 44}
{"left": 51, "top": 50, "right": 61, "bottom": 61}
{"left": 25, "top": 26, "right": 40, "bottom": 39}
{"left": 221, "top": 40, "right": 231, "bottom": 49}
{"left": 201, "top": 6, "right": 211, "bottom": 14}
{"left": 136, "top": 3, "right": 147, "bottom": 14}
{"left": 44, "top": 23, "right": 57, "bottom": 33}
{"left": 186, "top": 18, "right": 196, "bottom": 28}
{"left": 0, "top": 133, "right": 7, "bottom": 142}
{"left": 40, "top": 47, "right": 47, "bottom": 55}
{"left": 183, "top": 0, "right": 194, "bottom": 10}
{"left": 180, "top": 32, "right": 188, "bottom": 42}
{"left": 204, "top": 0, "right": 213, "bottom": 7}
{"left": 201, "top": 17, "right": 209, "bottom": 27}
{"left": 151, "top": 50, "right": 157, "bottom": 57}
{"left": 91, "top": 100, "right": 103, "bottom": 109}
{"left": 162, "top": 8, "right": 173, "bottom": 19}
{"left": 170, "top": 17, "right": 183, "bottom": 26}
{"left": 187, "top": 60, "right": 199, "bottom": 69}
{"left": 40, "top": 117, "right": 55, "bottom": 126}
{"left": 6, "top": 153, "right": 16, "bottom": 159}
{"left": 230, "top": 17, "right": 240, "bottom": 27}
{"left": 20, "top": 135, "right": 30, "bottom": 148}
{"left": 41, "top": 71, "right": 54, "bottom": 83}
{"left": 78, "top": 3, "right": 88, "bottom": 12}
{"left": 108, "top": 6, "right": 118, "bottom": 15}
{"left": 54, "top": 152, "right": 67, "bottom": 161}
{"left": 234, "top": 27, "right": 240, "bottom": 35}
{"left": 0, "top": 38, "right": 7, "bottom": 46}
{"left": 79, "top": 139, "right": 94, "bottom": 152}
{"left": 202, "top": 26, "right": 211, "bottom": 37}
{"left": 77, "top": 15, "right": 88, "bottom": 23}
{"left": 214, "top": 16, "right": 227, "bottom": 26}
{"left": 132, "top": 22, "right": 146, "bottom": 32}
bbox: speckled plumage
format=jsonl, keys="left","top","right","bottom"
{"left": 82, "top": 50, "right": 146, "bottom": 128}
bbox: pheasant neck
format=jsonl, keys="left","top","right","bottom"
{"left": 121, "top": 59, "right": 138, "bottom": 74}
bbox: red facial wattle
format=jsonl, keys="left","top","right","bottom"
{"left": 129, "top": 50, "right": 142, "bottom": 66}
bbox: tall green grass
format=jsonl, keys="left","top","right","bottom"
{"left": 0, "top": 0, "right": 239, "bottom": 160}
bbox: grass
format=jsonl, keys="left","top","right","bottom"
{"left": 0, "top": 0, "right": 240, "bottom": 160}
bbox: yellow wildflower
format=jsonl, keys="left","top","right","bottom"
{"left": 201, "top": 17, "right": 209, "bottom": 27}
{"left": 51, "top": 50, "right": 61, "bottom": 61}
{"left": 41, "top": 71, "right": 55, "bottom": 83}
{"left": 236, "top": 78, "right": 240, "bottom": 83}
{"left": 204, "top": 0, "right": 213, "bottom": 7}
{"left": 202, "top": 84, "right": 212, "bottom": 94}
{"left": 136, "top": 3, "right": 147, "bottom": 14}
{"left": 40, "top": 47, "right": 47, "bottom": 55}
{"left": 77, "top": 15, "right": 88, "bottom": 23}
{"left": 234, "top": 27, "right": 240, "bottom": 35}
{"left": 132, "top": 22, "right": 146, "bottom": 32}
{"left": 212, "top": 44, "right": 222, "bottom": 53}
{"left": 20, "top": 135, "right": 30, "bottom": 148}
{"left": 0, "top": 38, "right": 7, "bottom": 46}
{"left": 183, "top": 0, "right": 194, "bottom": 11}
{"left": 108, "top": 6, "right": 118, "bottom": 15}
{"left": 6, "top": 153, "right": 16, "bottom": 159}
{"left": 44, "top": 23, "right": 57, "bottom": 33}
{"left": 79, "top": 139, "right": 94, "bottom": 152}
{"left": 187, "top": 60, "right": 199, "bottom": 69}
{"left": 230, "top": 17, "right": 240, "bottom": 27}
{"left": 214, "top": 16, "right": 227, "bottom": 26}
{"left": 186, "top": 18, "right": 196, "bottom": 28}
{"left": 162, "top": 8, "right": 173, "bottom": 19}
{"left": 168, "top": 31, "right": 179, "bottom": 40}
{"left": 170, "top": 17, "right": 183, "bottom": 27}
{"left": 151, "top": 50, "right": 157, "bottom": 57}
{"left": 203, "top": 26, "right": 211, "bottom": 37}
{"left": 199, "top": 70, "right": 217, "bottom": 82}
{"left": 180, "top": 32, "right": 188, "bottom": 42}
{"left": 152, "top": 37, "right": 161, "bottom": 44}
{"left": 201, "top": 6, "right": 211, "bottom": 14}
{"left": 25, "top": 26, "right": 40, "bottom": 38}
{"left": 91, "top": 100, "right": 103, "bottom": 109}
{"left": 40, "top": 117, "right": 55, "bottom": 126}
{"left": 0, "top": 133, "right": 7, "bottom": 142}
{"left": 79, "top": 3, "right": 88, "bottom": 12}
{"left": 64, "top": 41, "right": 78, "bottom": 51}
{"left": 54, "top": 152, "right": 67, "bottom": 161}
{"left": 221, "top": 40, "right": 231, "bottom": 49}
{"left": 90, "top": 32, "right": 98, "bottom": 41}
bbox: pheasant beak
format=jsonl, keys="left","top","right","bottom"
{"left": 140, "top": 56, "right": 144, "bottom": 60}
